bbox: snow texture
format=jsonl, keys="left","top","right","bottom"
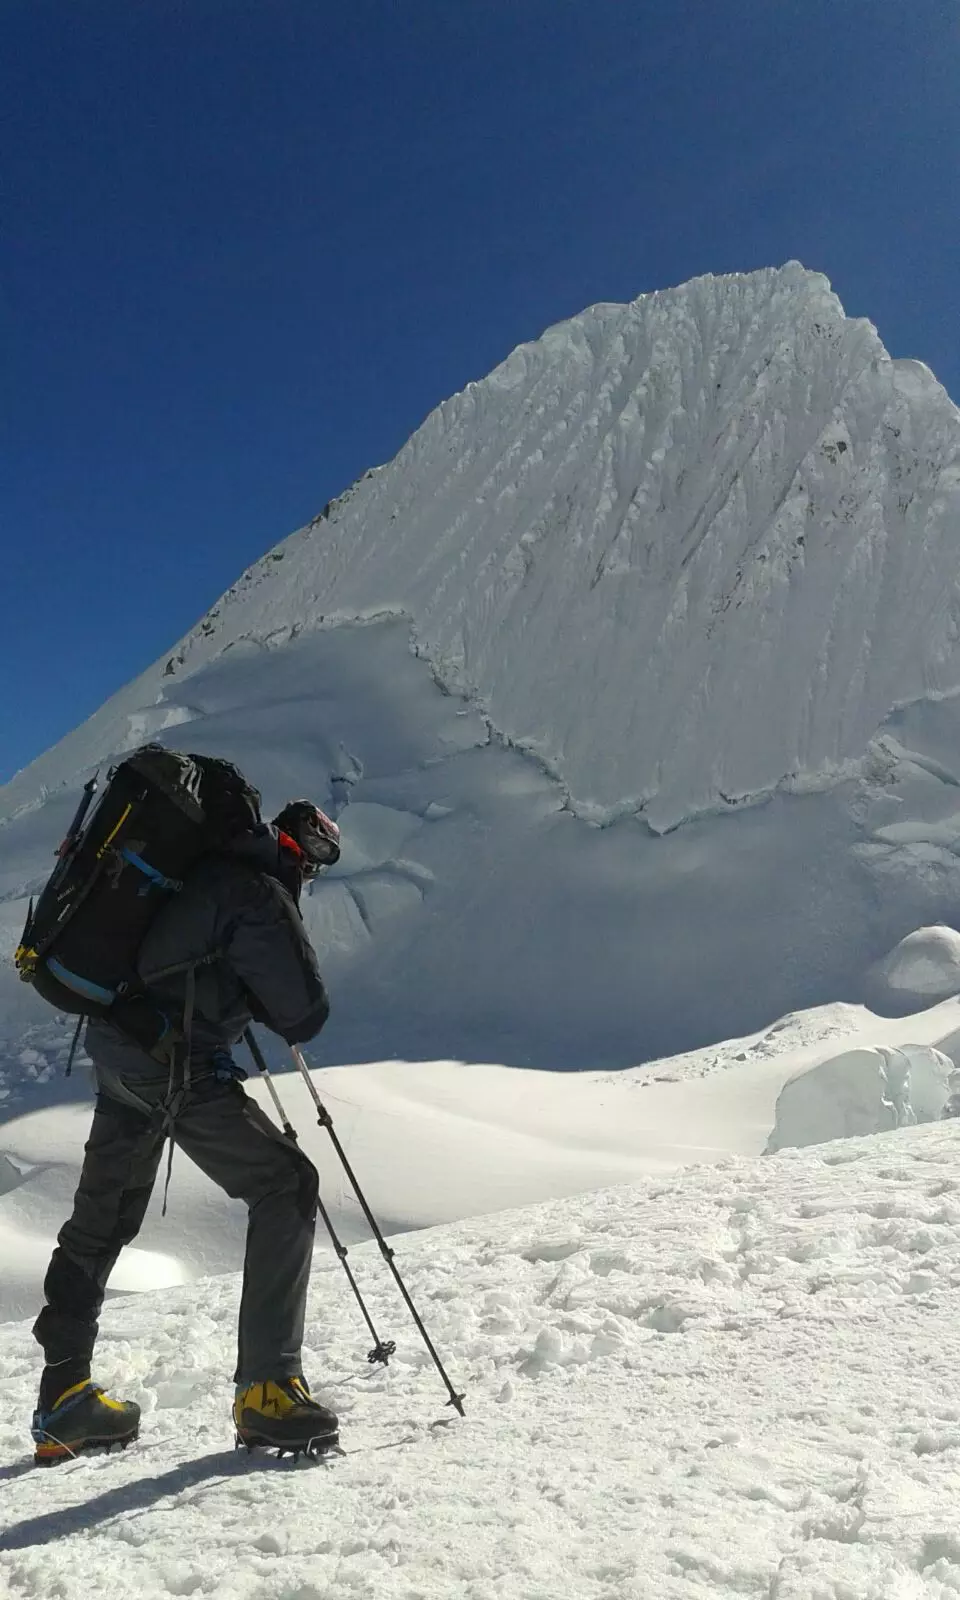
{"left": 7, "top": 1119, "right": 960, "bottom": 1597}
{"left": 865, "top": 925, "right": 960, "bottom": 1015}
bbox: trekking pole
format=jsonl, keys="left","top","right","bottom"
{"left": 289, "top": 1044, "right": 466, "bottom": 1416}
{"left": 242, "top": 1028, "right": 396, "bottom": 1366}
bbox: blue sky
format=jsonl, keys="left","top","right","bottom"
{"left": 4, "top": 0, "right": 958, "bottom": 781}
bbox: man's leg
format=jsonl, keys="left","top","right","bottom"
{"left": 33, "top": 1091, "right": 166, "bottom": 1407}
{"left": 171, "top": 1079, "right": 319, "bottom": 1383}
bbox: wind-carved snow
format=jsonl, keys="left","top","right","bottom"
{"left": 865, "top": 926, "right": 960, "bottom": 1015}
{"left": 5, "top": 264, "right": 959, "bottom": 833}
{"left": 766, "top": 1043, "right": 953, "bottom": 1153}
{"left": 151, "top": 262, "right": 960, "bottom": 831}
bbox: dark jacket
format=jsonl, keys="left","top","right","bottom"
{"left": 86, "top": 827, "right": 329, "bottom": 1071}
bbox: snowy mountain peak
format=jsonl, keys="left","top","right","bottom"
{"left": 7, "top": 264, "right": 959, "bottom": 835}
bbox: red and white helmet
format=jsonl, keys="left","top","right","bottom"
{"left": 273, "top": 800, "right": 341, "bottom": 872}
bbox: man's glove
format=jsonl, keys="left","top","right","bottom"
{"left": 212, "top": 1049, "right": 248, "bottom": 1083}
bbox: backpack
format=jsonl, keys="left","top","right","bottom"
{"left": 15, "top": 744, "right": 262, "bottom": 1055}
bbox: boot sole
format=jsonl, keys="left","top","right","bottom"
{"left": 34, "top": 1428, "right": 139, "bottom": 1466}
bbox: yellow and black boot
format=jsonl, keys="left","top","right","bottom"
{"left": 31, "top": 1382, "right": 141, "bottom": 1466}
{"left": 233, "top": 1377, "right": 339, "bottom": 1457}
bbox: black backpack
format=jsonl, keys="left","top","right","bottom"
{"left": 15, "top": 744, "right": 261, "bottom": 1054}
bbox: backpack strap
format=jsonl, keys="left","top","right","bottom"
{"left": 118, "top": 848, "right": 184, "bottom": 896}
{"left": 139, "top": 949, "right": 222, "bottom": 986}
{"left": 160, "top": 962, "right": 198, "bottom": 1218}
{"left": 64, "top": 1015, "right": 85, "bottom": 1079}
{"left": 45, "top": 957, "right": 117, "bottom": 1006}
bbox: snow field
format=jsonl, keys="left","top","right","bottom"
{"left": 3, "top": 1000, "right": 960, "bottom": 1326}
{"left": 5, "top": 1124, "right": 960, "bottom": 1597}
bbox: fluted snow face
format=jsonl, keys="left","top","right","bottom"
{"left": 150, "top": 263, "right": 959, "bottom": 830}
{"left": 6, "top": 265, "right": 960, "bottom": 832}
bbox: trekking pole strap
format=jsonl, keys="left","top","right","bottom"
{"left": 289, "top": 1045, "right": 466, "bottom": 1414}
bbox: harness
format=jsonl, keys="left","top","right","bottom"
{"left": 137, "top": 952, "right": 218, "bottom": 1213}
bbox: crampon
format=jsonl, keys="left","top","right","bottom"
{"left": 31, "top": 1382, "right": 141, "bottom": 1467}
{"left": 233, "top": 1377, "right": 339, "bottom": 1462}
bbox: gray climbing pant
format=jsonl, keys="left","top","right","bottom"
{"left": 33, "top": 1055, "right": 319, "bottom": 1385}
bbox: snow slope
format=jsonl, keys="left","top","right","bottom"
{"left": 6, "top": 618, "right": 960, "bottom": 1077}
{"left": 2, "top": 1001, "right": 957, "bottom": 1326}
{"left": 5, "top": 1121, "right": 960, "bottom": 1598}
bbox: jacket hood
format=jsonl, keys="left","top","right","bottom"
{"left": 227, "top": 825, "right": 304, "bottom": 902}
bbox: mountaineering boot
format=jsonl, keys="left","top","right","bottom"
{"left": 31, "top": 1381, "right": 141, "bottom": 1465}
{"left": 233, "top": 1377, "right": 339, "bottom": 1455}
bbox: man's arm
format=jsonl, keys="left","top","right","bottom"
{"left": 225, "top": 872, "right": 330, "bottom": 1044}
